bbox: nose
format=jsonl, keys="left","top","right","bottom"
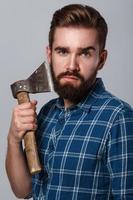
{"left": 67, "top": 54, "right": 79, "bottom": 71}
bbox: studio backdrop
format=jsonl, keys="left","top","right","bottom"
{"left": 0, "top": 0, "right": 132, "bottom": 199}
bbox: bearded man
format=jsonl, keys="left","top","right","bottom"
{"left": 6, "top": 4, "right": 133, "bottom": 200}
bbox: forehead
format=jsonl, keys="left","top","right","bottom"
{"left": 53, "top": 27, "right": 99, "bottom": 49}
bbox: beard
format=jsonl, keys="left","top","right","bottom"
{"left": 50, "top": 63, "right": 97, "bottom": 104}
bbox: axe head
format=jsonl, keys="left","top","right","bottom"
{"left": 11, "top": 62, "right": 54, "bottom": 98}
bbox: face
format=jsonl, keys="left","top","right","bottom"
{"left": 47, "top": 27, "right": 107, "bottom": 105}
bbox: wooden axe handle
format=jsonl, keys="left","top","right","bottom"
{"left": 17, "top": 91, "right": 42, "bottom": 174}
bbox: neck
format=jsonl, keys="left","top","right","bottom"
{"left": 64, "top": 99, "right": 75, "bottom": 109}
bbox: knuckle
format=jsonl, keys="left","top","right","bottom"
{"left": 31, "top": 109, "right": 35, "bottom": 115}
{"left": 15, "top": 122, "right": 21, "bottom": 132}
{"left": 29, "top": 124, "right": 34, "bottom": 130}
{"left": 30, "top": 116, "right": 34, "bottom": 123}
{"left": 13, "top": 107, "right": 19, "bottom": 115}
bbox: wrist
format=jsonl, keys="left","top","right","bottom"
{"left": 7, "top": 135, "right": 22, "bottom": 147}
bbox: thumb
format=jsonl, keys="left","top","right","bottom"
{"left": 31, "top": 99, "right": 38, "bottom": 105}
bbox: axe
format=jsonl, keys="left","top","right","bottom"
{"left": 10, "top": 62, "right": 53, "bottom": 174}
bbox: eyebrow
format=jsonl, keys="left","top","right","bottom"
{"left": 54, "top": 46, "right": 68, "bottom": 51}
{"left": 54, "top": 46, "right": 96, "bottom": 52}
{"left": 78, "top": 46, "right": 96, "bottom": 52}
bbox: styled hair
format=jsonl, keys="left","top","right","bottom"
{"left": 49, "top": 4, "right": 108, "bottom": 51}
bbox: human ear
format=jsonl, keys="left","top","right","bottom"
{"left": 98, "top": 50, "right": 108, "bottom": 70}
{"left": 46, "top": 46, "right": 52, "bottom": 64}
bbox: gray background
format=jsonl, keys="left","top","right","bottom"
{"left": 0, "top": 0, "right": 133, "bottom": 199}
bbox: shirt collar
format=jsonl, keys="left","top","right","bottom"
{"left": 78, "top": 78, "right": 106, "bottom": 112}
{"left": 55, "top": 78, "right": 106, "bottom": 112}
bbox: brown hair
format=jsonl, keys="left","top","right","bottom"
{"left": 49, "top": 4, "right": 108, "bottom": 51}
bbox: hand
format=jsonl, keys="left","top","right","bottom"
{"left": 8, "top": 100, "right": 37, "bottom": 144}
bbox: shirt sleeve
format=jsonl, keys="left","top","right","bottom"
{"left": 107, "top": 108, "right": 133, "bottom": 199}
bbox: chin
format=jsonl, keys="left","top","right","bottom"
{"left": 59, "top": 80, "right": 81, "bottom": 88}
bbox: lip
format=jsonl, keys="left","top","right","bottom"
{"left": 62, "top": 75, "right": 79, "bottom": 80}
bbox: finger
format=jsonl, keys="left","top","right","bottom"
{"left": 17, "top": 100, "right": 37, "bottom": 110}
{"left": 17, "top": 109, "right": 36, "bottom": 117}
{"left": 31, "top": 99, "right": 37, "bottom": 106}
{"left": 14, "top": 121, "right": 37, "bottom": 133}
{"left": 20, "top": 116, "right": 37, "bottom": 124}
{"left": 21, "top": 123, "right": 38, "bottom": 132}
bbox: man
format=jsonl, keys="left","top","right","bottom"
{"left": 6, "top": 4, "right": 133, "bottom": 200}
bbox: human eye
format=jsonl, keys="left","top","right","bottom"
{"left": 80, "top": 49, "right": 90, "bottom": 58}
{"left": 56, "top": 47, "right": 68, "bottom": 56}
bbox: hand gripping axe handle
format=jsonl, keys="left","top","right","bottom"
{"left": 10, "top": 62, "right": 53, "bottom": 174}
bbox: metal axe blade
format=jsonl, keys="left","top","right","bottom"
{"left": 11, "top": 62, "right": 54, "bottom": 98}
{"left": 28, "top": 62, "right": 54, "bottom": 94}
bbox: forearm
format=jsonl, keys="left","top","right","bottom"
{"left": 6, "top": 101, "right": 37, "bottom": 198}
{"left": 6, "top": 139, "right": 32, "bottom": 198}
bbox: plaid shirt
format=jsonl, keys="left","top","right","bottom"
{"left": 32, "top": 78, "right": 133, "bottom": 200}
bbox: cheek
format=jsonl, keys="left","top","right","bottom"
{"left": 80, "top": 59, "right": 99, "bottom": 80}
{"left": 52, "top": 54, "right": 69, "bottom": 75}
{"left": 51, "top": 57, "right": 63, "bottom": 77}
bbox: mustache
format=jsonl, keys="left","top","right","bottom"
{"left": 57, "top": 71, "right": 84, "bottom": 81}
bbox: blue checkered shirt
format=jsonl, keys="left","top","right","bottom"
{"left": 32, "top": 78, "right": 133, "bottom": 200}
